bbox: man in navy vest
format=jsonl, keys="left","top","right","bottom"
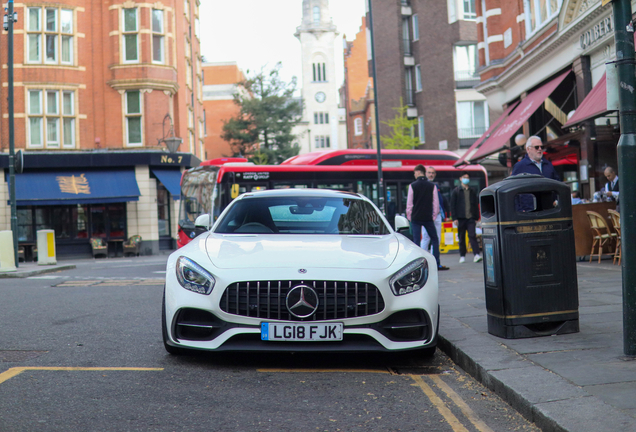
{"left": 407, "top": 165, "right": 449, "bottom": 271}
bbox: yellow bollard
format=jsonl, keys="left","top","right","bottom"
{"left": 36, "top": 230, "right": 57, "bottom": 266}
{"left": 0, "top": 230, "right": 17, "bottom": 272}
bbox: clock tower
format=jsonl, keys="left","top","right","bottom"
{"left": 294, "top": 0, "right": 347, "bottom": 153}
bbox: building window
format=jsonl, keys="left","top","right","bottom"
{"left": 122, "top": 8, "right": 138, "bottom": 63}
{"left": 405, "top": 67, "right": 414, "bottom": 106}
{"left": 354, "top": 118, "right": 363, "bottom": 136}
{"left": 313, "top": 112, "right": 329, "bottom": 124}
{"left": 27, "top": 89, "right": 76, "bottom": 149}
{"left": 125, "top": 90, "right": 142, "bottom": 146}
{"left": 195, "top": 17, "right": 200, "bottom": 40}
{"left": 402, "top": 18, "right": 412, "bottom": 56}
{"left": 525, "top": 0, "right": 561, "bottom": 34}
{"left": 26, "top": 7, "right": 74, "bottom": 65}
{"left": 415, "top": 65, "right": 422, "bottom": 92}
{"left": 314, "top": 135, "right": 330, "bottom": 148}
{"left": 184, "top": 0, "right": 190, "bottom": 20}
{"left": 462, "top": 0, "right": 476, "bottom": 20}
{"left": 418, "top": 116, "right": 425, "bottom": 143}
{"left": 457, "top": 100, "right": 488, "bottom": 139}
{"left": 313, "top": 6, "right": 320, "bottom": 23}
{"left": 203, "top": 109, "right": 207, "bottom": 136}
{"left": 412, "top": 14, "right": 419, "bottom": 41}
{"left": 453, "top": 44, "right": 477, "bottom": 81}
{"left": 152, "top": 9, "right": 164, "bottom": 63}
{"left": 313, "top": 63, "right": 327, "bottom": 82}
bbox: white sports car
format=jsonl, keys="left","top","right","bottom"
{"left": 162, "top": 189, "right": 439, "bottom": 355}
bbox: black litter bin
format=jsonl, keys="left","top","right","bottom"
{"left": 479, "top": 174, "right": 579, "bottom": 339}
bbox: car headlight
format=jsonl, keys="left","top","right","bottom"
{"left": 176, "top": 256, "right": 216, "bottom": 295}
{"left": 389, "top": 258, "right": 429, "bottom": 296}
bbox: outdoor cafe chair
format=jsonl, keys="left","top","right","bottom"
{"left": 586, "top": 211, "right": 617, "bottom": 263}
{"left": 607, "top": 209, "right": 621, "bottom": 266}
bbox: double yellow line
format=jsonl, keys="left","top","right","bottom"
{"left": 259, "top": 368, "right": 494, "bottom": 432}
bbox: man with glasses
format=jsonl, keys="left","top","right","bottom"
{"left": 511, "top": 136, "right": 560, "bottom": 180}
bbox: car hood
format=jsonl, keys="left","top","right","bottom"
{"left": 204, "top": 234, "right": 399, "bottom": 270}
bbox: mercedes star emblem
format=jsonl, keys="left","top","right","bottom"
{"left": 286, "top": 285, "right": 319, "bottom": 318}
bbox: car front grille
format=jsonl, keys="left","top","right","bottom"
{"left": 220, "top": 280, "right": 385, "bottom": 321}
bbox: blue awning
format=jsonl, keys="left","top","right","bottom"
{"left": 151, "top": 168, "right": 182, "bottom": 200}
{"left": 8, "top": 169, "right": 141, "bottom": 206}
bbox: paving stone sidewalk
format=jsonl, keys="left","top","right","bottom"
{"left": 437, "top": 258, "right": 636, "bottom": 432}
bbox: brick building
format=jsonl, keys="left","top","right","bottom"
{"left": 461, "top": 0, "right": 626, "bottom": 197}
{"left": 367, "top": 0, "right": 490, "bottom": 152}
{"left": 0, "top": 0, "right": 204, "bottom": 258}
{"left": 201, "top": 62, "right": 246, "bottom": 160}
{"left": 343, "top": 17, "right": 377, "bottom": 150}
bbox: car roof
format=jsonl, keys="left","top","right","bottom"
{"left": 238, "top": 188, "right": 364, "bottom": 200}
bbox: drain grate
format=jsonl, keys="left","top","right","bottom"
{"left": 0, "top": 350, "right": 47, "bottom": 362}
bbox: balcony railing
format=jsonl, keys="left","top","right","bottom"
{"left": 405, "top": 88, "right": 415, "bottom": 106}
{"left": 403, "top": 38, "right": 413, "bottom": 56}
{"left": 457, "top": 126, "right": 487, "bottom": 139}
{"left": 454, "top": 70, "right": 479, "bottom": 81}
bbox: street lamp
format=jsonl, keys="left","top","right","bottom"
{"left": 158, "top": 114, "right": 183, "bottom": 153}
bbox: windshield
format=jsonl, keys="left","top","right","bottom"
{"left": 178, "top": 166, "right": 220, "bottom": 228}
{"left": 214, "top": 196, "right": 390, "bottom": 235}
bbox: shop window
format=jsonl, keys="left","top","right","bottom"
{"left": 152, "top": 9, "right": 164, "bottom": 63}
{"left": 158, "top": 184, "right": 171, "bottom": 237}
{"left": 17, "top": 209, "right": 34, "bottom": 242}
{"left": 125, "top": 90, "right": 143, "bottom": 146}
{"left": 122, "top": 8, "right": 139, "bottom": 63}
{"left": 27, "top": 89, "right": 76, "bottom": 149}
{"left": 26, "top": 7, "right": 74, "bottom": 65}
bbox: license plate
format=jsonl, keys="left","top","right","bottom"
{"left": 261, "top": 322, "right": 343, "bottom": 341}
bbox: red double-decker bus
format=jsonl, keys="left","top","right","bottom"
{"left": 177, "top": 151, "right": 487, "bottom": 247}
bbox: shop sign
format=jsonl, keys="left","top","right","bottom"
{"left": 160, "top": 155, "right": 184, "bottom": 164}
{"left": 56, "top": 173, "right": 91, "bottom": 195}
{"left": 580, "top": 16, "right": 613, "bottom": 50}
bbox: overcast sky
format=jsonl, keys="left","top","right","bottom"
{"left": 200, "top": 0, "right": 367, "bottom": 89}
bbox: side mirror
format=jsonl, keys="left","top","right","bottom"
{"left": 194, "top": 214, "right": 211, "bottom": 236}
{"left": 395, "top": 215, "right": 409, "bottom": 231}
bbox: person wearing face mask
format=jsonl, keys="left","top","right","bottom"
{"left": 450, "top": 172, "right": 482, "bottom": 263}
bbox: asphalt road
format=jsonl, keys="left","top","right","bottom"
{"left": 0, "top": 256, "right": 539, "bottom": 431}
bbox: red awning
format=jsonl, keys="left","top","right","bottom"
{"left": 562, "top": 73, "right": 613, "bottom": 127}
{"left": 454, "top": 101, "right": 519, "bottom": 167}
{"left": 467, "top": 70, "right": 572, "bottom": 163}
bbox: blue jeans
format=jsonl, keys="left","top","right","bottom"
{"left": 411, "top": 220, "right": 441, "bottom": 268}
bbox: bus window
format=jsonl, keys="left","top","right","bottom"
{"left": 316, "top": 182, "right": 355, "bottom": 192}
{"left": 273, "top": 182, "right": 310, "bottom": 189}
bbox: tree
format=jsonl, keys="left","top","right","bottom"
{"left": 222, "top": 63, "right": 302, "bottom": 164}
{"left": 380, "top": 99, "right": 420, "bottom": 150}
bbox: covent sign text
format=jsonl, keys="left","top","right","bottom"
{"left": 580, "top": 15, "right": 613, "bottom": 50}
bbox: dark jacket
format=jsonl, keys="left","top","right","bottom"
{"left": 450, "top": 186, "right": 479, "bottom": 220}
{"left": 511, "top": 155, "right": 560, "bottom": 180}
{"left": 410, "top": 176, "right": 435, "bottom": 223}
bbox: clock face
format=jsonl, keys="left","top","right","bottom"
{"left": 315, "top": 91, "right": 326, "bottom": 103}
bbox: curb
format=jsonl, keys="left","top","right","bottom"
{"left": 0, "top": 264, "right": 76, "bottom": 278}
{"left": 438, "top": 315, "right": 635, "bottom": 432}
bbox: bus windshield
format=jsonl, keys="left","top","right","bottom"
{"left": 178, "top": 166, "right": 219, "bottom": 244}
